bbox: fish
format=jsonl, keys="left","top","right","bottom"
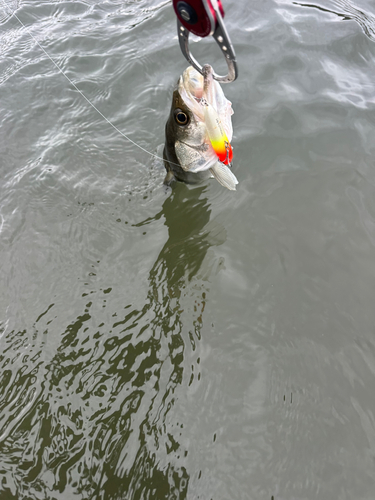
{"left": 163, "top": 65, "right": 238, "bottom": 191}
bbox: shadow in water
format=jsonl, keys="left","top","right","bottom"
{"left": 0, "top": 184, "right": 225, "bottom": 499}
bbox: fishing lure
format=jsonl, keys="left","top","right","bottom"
{"left": 202, "top": 99, "right": 233, "bottom": 165}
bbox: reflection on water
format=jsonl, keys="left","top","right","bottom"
{"left": 0, "top": 0, "right": 18, "bottom": 23}
{"left": 293, "top": 0, "right": 375, "bottom": 40}
{"left": 0, "top": 185, "right": 221, "bottom": 499}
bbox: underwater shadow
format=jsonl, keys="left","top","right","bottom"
{"left": 0, "top": 183, "right": 226, "bottom": 500}
{"left": 103, "top": 183, "right": 219, "bottom": 499}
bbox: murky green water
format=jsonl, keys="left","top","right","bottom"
{"left": 1, "top": 0, "right": 375, "bottom": 498}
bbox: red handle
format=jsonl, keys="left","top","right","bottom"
{"left": 173, "top": 0, "right": 225, "bottom": 38}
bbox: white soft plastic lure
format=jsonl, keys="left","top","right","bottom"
{"left": 175, "top": 66, "right": 238, "bottom": 190}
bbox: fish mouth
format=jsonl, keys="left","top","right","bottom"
{"left": 178, "top": 140, "right": 209, "bottom": 152}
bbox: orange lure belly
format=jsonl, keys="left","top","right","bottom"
{"left": 203, "top": 102, "right": 233, "bottom": 165}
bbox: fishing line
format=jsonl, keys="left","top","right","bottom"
{"left": 1, "top": 0, "right": 182, "bottom": 168}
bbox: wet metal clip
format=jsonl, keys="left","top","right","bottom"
{"left": 173, "top": 0, "right": 238, "bottom": 83}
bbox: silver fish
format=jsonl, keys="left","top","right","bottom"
{"left": 163, "top": 65, "right": 238, "bottom": 190}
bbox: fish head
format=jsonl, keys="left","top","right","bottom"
{"left": 163, "top": 66, "right": 237, "bottom": 189}
{"left": 166, "top": 88, "right": 207, "bottom": 159}
{"left": 164, "top": 69, "right": 211, "bottom": 182}
{"left": 164, "top": 66, "right": 233, "bottom": 177}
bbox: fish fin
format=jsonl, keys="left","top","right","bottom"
{"left": 210, "top": 162, "right": 238, "bottom": 191}
{"left": 163, "top": 170, "right": 176, "bottom": 186}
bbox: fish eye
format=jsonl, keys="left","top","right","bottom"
{"left": 175, "top": 110, "right": 189, "bottom": 126}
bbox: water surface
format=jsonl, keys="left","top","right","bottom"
{"left": 1, "top": 0, "right": 375, "bottom": 498}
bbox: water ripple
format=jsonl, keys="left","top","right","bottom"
{"left": 0, "top": 183, "right": 223, "bottom": 498}
{"left": 0, "top": 0, "right": 18, "bottom": 24}
{"left": 293, "top": 0, "right": 375, "bottom": 41}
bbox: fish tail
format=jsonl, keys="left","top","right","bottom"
{"left": 210, "top": 162, "right": 238, "bottom": 191}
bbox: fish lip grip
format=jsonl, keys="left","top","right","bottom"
{"left": 173, "top": 0, "right": 238, "bottom": 83}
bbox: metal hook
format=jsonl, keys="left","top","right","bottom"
{"left": 174, "top": 0, "right": 238, "bottom": 83}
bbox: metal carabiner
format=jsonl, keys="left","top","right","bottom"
{"left": 172, "top": 0, "right": 238, "bottom": 83}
